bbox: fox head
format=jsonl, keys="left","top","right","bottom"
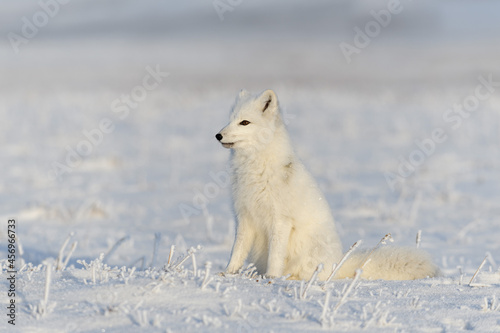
{"left": 215, "top": 89, "right": 282, "bottom": 151}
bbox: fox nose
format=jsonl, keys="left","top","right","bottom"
{"left": 215, "top": 133, "right": 223, "bottom": 141}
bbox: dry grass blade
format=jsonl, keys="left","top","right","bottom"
{"left": 469, "top": 255, "right": 488, "bottom": 286}
{"left": 325, "top": 240, "right": 362, "bottom": 284}
{"left": 360, "top": 233, "right": 393, "bottom": 270}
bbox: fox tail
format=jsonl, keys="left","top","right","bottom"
{"left": 335, "top": 246, "right": 440, "bottom": 280}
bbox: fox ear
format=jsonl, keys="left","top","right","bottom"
{"left": 239, "top": 89, "right": 250, "bottom": 98}
{"left": 258, "top": 89, "right": 278, "bottom": 113}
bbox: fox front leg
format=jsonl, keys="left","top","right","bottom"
{"left": 225, "top": 222, "right": 254, "bottom": 274}
{"left": 266, "top": 222, "right": 292, "bottom": 278}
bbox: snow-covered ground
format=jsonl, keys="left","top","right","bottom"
{"left": 1, "top": 1, "right": 500, "bottom": 332}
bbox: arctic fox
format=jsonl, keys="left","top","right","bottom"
{"left": 216, "top": 89, "right": 439, "bottom": 281}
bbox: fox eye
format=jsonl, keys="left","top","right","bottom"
{"left": 239, "top": 120, "right": 251, "bottom": 126}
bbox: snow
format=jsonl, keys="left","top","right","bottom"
{"left": 1, "top": 1, "right": 500, "bottom": 332}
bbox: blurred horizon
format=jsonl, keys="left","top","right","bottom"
{"left": 2, "top": 0, "right": 500, "bottom": 94}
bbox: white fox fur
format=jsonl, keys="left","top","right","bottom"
{"left": 216, "top": 89, "right": 439, "bottom": 281}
